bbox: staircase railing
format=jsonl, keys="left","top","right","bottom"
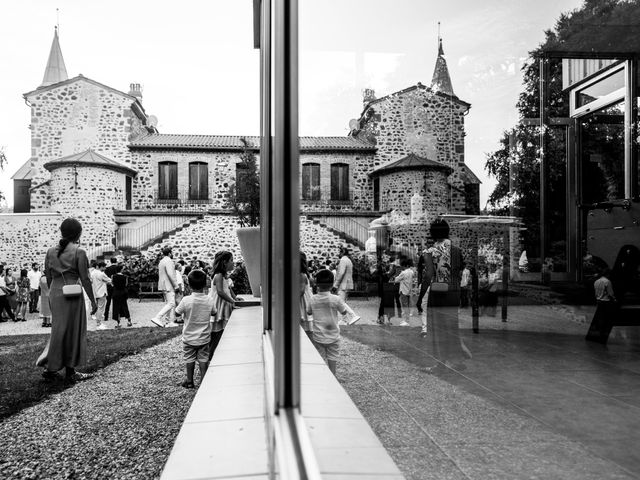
{"left": 116, "top": 215, "right": 200, "bottom": 251}
{"left": 312, "top": 216, "right": 371, "bottom": 248}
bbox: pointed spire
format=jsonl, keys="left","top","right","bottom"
{"left": 431, "top": 32, "right": 455, "bottom": 97}
{"left": 40, "top": 27, "right": 68, "bottom": 88}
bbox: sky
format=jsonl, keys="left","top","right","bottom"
{"left": 0, "top": 0, "right": 585, "bottom": 208}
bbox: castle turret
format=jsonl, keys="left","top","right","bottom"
{"left": 431, "top": 38, "right": 455, "bottom": 97}
{"left": 40, "top": 27, "right": 68, "bottom": 88}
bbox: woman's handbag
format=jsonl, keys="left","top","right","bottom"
{"left": 61, "top": 249, "right": 82, "bottom": 297}
{"left": 430, "top": 281, "right": 449, "bottom": 292}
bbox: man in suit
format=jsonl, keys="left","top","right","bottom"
{"left": 151, "top": 246, "right": 179, "bottom": 328}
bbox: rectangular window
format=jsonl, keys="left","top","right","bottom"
{"left": 236, "top": 163, "right": 249, "bottom": 202}
{"left": 330, "top": 164, "right": 349, "bottom": 201}
{"left": 301, "top": 163, "right": 320, "bottom": 200}
{"left": 189, "top": 162, "right": 209, "bottom": 200}
{"left": 158, "top": 162, "right": 177, "bottom": 200}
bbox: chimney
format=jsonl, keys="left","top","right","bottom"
{"left": 128, "top": 83, "right": 143, "bottom": 99}
{"left": 362, "top": 88, "right": 376, "bottom": 106}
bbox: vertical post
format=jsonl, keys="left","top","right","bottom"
{"left": 501, "top": 229, "right": 509, "bottom": 322}
{"left": 626, "top": 59, "right": 638, "bottom": 199}
{"left": 471, "top": 267, "right": 479, "bottom": 334}
{"left": 539, "top": 56, "right": 549, "bottom": 284}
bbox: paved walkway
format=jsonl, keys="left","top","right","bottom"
{"left": 339, "top": 300, "right": 640, "bottom": 479}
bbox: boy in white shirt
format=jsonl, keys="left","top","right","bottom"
{"left": 175, "top": 269, "right": 217, "bottom": 388}
{"left": 91, "top": 261, "right": 112, "bottom": 330}
{"left": 307, "top": 269, "right": 347, "bottom": 375}
{"left": 393, "top": 257, "right": 414, "bottom": 326}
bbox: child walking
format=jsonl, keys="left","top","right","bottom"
{"left": 393, "top": 257, "right": 414, "bottom": 326}
{"left": 39, "top": 274, "right": 51, "bottom": 327}
{"left": 175, "top": 269, "right": 216, "bottom": 388}
{"left": 208, "top": 251, "right": 239, "bottom": 362}
{"left": 111, "top": 266, "right": 132, "bottom": 328}
{"left": 15, "top": 269, "right": 30, "bottom": 322}
{"left": 300, "top": 252, "right": 313, "bottom": 340}
{"left": 307, "top": 269, "right": 347, "bottom": 375}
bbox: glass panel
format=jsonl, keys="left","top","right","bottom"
{"left": 576, "top": 68, "right": 625, "bottom": 108}
{"left": 579, "top": 101, "right": 625, "bottom": 204}
{"left": 547, "top": 127, "right": 568, "bottom": 273}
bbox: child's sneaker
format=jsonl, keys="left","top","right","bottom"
{"left": 127, "top": 320, "right": 133, "bottom": 327}
{"left": 399, "top": 320, "right": 410, "bottom": 326}
{"left": 97, "top": 324, "right": 109, "bottom": 330}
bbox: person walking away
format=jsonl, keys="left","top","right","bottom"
{"left": 103, "top": 258, "right": 119, "bottom": 323}
{"left": 300, "top": 253, "right": 313, "bottom": 339}
{"left": 39, "top": 274, "right": 52, "bottom": 327}
{"left": 393, "top": 257, "right": 414, "bottom": 326}
{"left": 14, "top": 269, "right": 30, "bottom": 322}
{"left": 307, "top": 269, "right": 347, "bottom": 375}
{"left": 387, "top": 254, "right": 404, "bottom": 323}
{"left": 175, "top": 269, "right": 216, "bottom": 388}
{"left": 586, "top": 268, "right": 617, "bottom": 344}
{"left": 28, "top": 263, "right": 42, "bottom": 313}
{"left": 208, "top": 251, "right": 241, "bottom": 361}
{"left": 151, "top": 247, "right": 179, "bottom": 328}
{"left": 111, "top": 266, "right": 132, "bottom": 328}
{"left": 0, "top": 265, "right": 16, "bottom": 322}
{"left": 332, "top": 247, "right": 360, "bottom": 326}
{"left": 91, "top": 261, "right": 111, "bottom": 330}
{"left": 422, "top": 219, "right": 471, "bottom": 371}
{"left": 37, "top": 217, "right": 98, "bottom": 384}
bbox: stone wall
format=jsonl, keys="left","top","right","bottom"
{"left": 358, "top": 85, "right": 469, "bottom": 214}
{"left": 0, "top": 213, "right": 63, "bottom": 266}
{"left": 141, "top": 214, "right": 362, "bottom": 267}
{"left": 379, "top": 170, "right": 449, "bottom": 216}
{"left": 49, "top": 165, "right": 124, "bottom": 249}
{"left": 26, "top": 78, "right": 147, "bottom": 210}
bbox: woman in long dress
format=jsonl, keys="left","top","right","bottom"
{"left": 422, "top": 218, "right": 471, "bottom": 372}
{"left": 37, "top": 218, "right": 97, "bottom": 383}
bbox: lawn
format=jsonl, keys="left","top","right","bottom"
{"left": 0, "top": 327, "right": 181, "bottom": 419}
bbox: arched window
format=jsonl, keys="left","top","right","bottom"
{"left": 158, "top": 161, "right": 178, "bottom": 200}
{"left": 189, "top": 161, "right": 209, "bottom": 201}
{"left": 301, "top": 163, "right": 320, "bottom": 200}
{"left": 330, "top": 163, "right": 349, "bottom": 201}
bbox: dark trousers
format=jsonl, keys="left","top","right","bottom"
{"left": 29, "top": 289, "right": 40, "bottom": 312}
{"left": 104, "top": 284, "right": 114, "bottom": 321}
{"left": 0, "top": 296, "right": 15, "bottom": 321}
{"left": 586, "top": 301, "right": 617, "bottom": 344}
{"left": 460, "top": 287, "right": 469, "bottom": 308}
{"left": 416, "top": 282, "right": 429, "bottom": 312}
{"left": 208, "top": 330, "right": 224, "bottom": 361}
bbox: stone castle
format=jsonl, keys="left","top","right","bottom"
{"left": 2, "top": 29, "right": 480, "bottom": 266}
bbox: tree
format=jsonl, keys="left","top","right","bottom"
{"left": 0, "top": 146, "right": 6, "bottom": 203}
{"left": 484, "top": 0, "right": 640, "bottom": 267}
{"left": 227, "top": 138, "right": 260, "bottom": 227}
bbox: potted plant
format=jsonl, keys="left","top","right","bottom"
{"left": 228, "top": 138, "right": 261, "bottom": 297}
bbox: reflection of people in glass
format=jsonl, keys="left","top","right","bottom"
{"left": 421, "top": 219, "right": 470, "bottom": 372}
{"left": 611, "top": 245, "right": 640, "bottom": 304}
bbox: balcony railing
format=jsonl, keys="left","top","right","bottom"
{"left": 300, "top": 187, "right": 367, "bottom": 206}
{"left": 146, "top": 188, "right": 214, "bottom": 206}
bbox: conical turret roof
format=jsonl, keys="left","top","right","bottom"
{"left": 431, "top": 38, "right": 455, "bottom": 97}
{"left": 40, "top": 27, "right": 68, "bottom": 88}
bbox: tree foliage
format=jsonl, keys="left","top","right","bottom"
{"left": 484, "top": 0, "right": 640, "bottom": 264}
{"left": 0, "top": 146, "right": 6, "bottom": 203}
{"left": 227, "top": 138, "right": 260, "bottom": 227}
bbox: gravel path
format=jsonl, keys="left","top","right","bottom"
{"left": 0, "top": 335, "right": 194, "bottom": 480}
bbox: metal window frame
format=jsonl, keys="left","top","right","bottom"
{"left": 256, "top": 0, "right": 321, "bottom": 478}
{"left": 570, "top": 61, "right": 626, "bottom": 118}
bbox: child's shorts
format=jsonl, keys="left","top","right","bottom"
{"left": 312, "top": 339, "right": 340, "bottom": 362}
{"left": 183, "top": 342, "right": 210, "bottom": 364}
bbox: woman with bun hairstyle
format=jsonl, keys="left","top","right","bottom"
{"left": 37, "top": 218, "right": 98, "bottom": 383}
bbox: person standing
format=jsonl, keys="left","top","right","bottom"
{"left": 0, "top": 265, "right": 16, "bottom": 322}
{"left": 393, "top": 257, "right": 414, "bottom": 326}
{"left": 91, "top": 261, "right": 111, "bottom": 330}
{"left": 332, "top": 247, "right": 360, "bottom": 326}
{"left": 586, "top": 268, "right": 617, "bottom": 344}
{"left": 39, "top": 274, "right": 52, "bottom": 328}
{"left": 4, "top": 267, "right": 17, "bottom": 318}
{"left": 421, "top": 219, "right": 470, "bottom": 371}
{"left": 111, "top": 266, "right": 132, "bottom": 328}
{"left": 151, "top": 247, "right": 179, "bottom": 328}
{"left": 15, "top": 269, "right": 30, "bottom": 322}
{"left": 208, "top": 251, "right": 242, "bottom": 361}
{"left": 37, "top": 218, "right": 97, "bottom": 383}
{"left": 103, "top": 258, "right": 119, "bottom": 323}
{"left": 28, "top": 263, "right": 42, "bottom": 314}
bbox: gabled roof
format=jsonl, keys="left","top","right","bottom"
{"left": 359, "top": 83, "right": 470, "bottom": 118}
{"left": 25, "top": 74, "right": 138, "bottom": 102}
{"left": 43, "top": 149, "right": 137, "bottom": 176}
{"left": 369, "top": 153, "right": 452, "bottom": 177}
{"left": 460, "top": 164, "right": 482, "bottom": 185}
{"left": 10, "top": 159, "right": 33, "bottom": 180}
{"left": 129, "top": 134, "right": 376, "bottom": 152}
{"left": 431, "top": 39, "right": 455, "bottom": 97}
{"left": 41, "top": 27, "right": 68, "bottom": 88}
